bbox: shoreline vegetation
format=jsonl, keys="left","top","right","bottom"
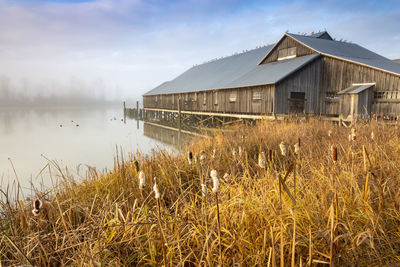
{"left": 1, "top": 119, "right": 400, "bottom": 266}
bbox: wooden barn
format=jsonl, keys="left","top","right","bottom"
{"left": 143, "top": 31, "right": 400, "bottom": 120}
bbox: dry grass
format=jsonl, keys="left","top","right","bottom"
{"left": 1, "top": 119, "right": 400, "bottom": 266}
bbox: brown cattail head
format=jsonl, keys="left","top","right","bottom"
{"left": 188, "top": 151, "right": 193, "bottom": 160}
{"left": 268, "top": 149, "right": 272, "bottom": 162}
{"left": 32, "top": 198, "right": 43, "bottom": 216}
{"left": 133, "top": 160, "right": 140, "bottom": 172}
{"left": 331, "top": 145, "right": 337, "bottom": 162}
{"left": 34, "top": 198, "right": 42, "bottom": 210}
{"left": 298, "top": 137, "right": 301, "bottom": 147}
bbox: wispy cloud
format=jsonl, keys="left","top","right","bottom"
{"left": 0, "top": 0, "right": 398, "bottom": 103}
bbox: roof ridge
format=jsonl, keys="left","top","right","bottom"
{"left": 194, "top": 44, "right": 273, "bottom": 67}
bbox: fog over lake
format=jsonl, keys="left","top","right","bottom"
{"left": 0, "top": 106, "right": 176, "bottom": 195}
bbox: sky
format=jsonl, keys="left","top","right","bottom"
{"left": 0, "top": 0, "right": 399, "bottom": 104}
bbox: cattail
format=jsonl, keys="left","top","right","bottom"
{"left": 223, "top": 172, "right": 229, "bottom": 181}
{"left": 268, "top": 149, "right": 272, "bottom": 162}
{"left": 153, "top": 177, "right": 160, "bottom": 199}
{"left": 331, "top": 145, "right": 337, "bottom": 162}
{"left": 138, "top": 171, "right": 146, "bottom": 190}
{"left": 201, "top": 183, "right": 207, "bottom": 197}
{"left": 187, "top": 151, "right": 193, "bottom": 165}
{"left": 294, "top": 143, "right": 300, "bottom": 154}
{"left": 279, "top": 142, "right": 287, "bottom": 156}
{"left": 212, "top": 148, "right": 217, "bottom": 159}
{"left": 232, "top": 148, "right": 236, "bottom": 157}
{"left": 211, "top": 170, "right": 220, "bottom": 193}
{"left": 200, "top": 150, "right": 206, "bottom": 163}
{"left": 258, "top": 152, "right": 266, "bottom": 168}
{"left": 238, "top": 146, "right": 243, "bottom": 157}
{"left": 294, "top": 138, "right": 301, "bottom": 154}
{"left": 32, "top": 198, "right": 43, "bottom": 216}
{"left": 133, "top": 160, "right": 140, "bottom": 172}
{"left": 349, "top": 128, "right": 356, "bottom": 141}
{"left": 328, "top": 130, "right": 332, "bottom": 137}
{"left": 371, "top": 131, "right": 374, "bottom": 140}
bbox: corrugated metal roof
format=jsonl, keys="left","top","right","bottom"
{"left": 338, "top": 83, "right": 374, "bottom": 95}
{"left": 143, "top": 45, "right": 273, "bottom": 95}
{"left": 287, "top": 33, "right": 400, "bottom": 75}
{"left": 225, "top": 54, "right": 320, "bottom": 88}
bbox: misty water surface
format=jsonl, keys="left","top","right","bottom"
{"left": 0, "top": 106, "right": 179, "bottom": 195}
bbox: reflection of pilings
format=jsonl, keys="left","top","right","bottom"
{"left": 125, "top": 106, "right": 259, "bottom": 132}
{"left": 143, "top": 121, "right": 200, "bottom": 150}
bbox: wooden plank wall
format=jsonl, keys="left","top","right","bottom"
{"left": 274, "top": 57, "right": 322, "bottom": 114}
{"left": 261, "top": 36, "right": 316, "bottom": 64}
{"left": 143, "top": 85, "right": 275, "bottom": 114}
{"left": 321, "top": 56, "right": 400, "bottom": 115}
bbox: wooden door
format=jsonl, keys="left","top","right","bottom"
{"left": 289, "top": 92, "right": 306, "bottom": 113}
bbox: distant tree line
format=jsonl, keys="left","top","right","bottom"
{"left": 0, "top": 74, "right": 124, "bottom": 107}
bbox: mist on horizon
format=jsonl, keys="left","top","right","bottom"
{"left": 0, "top": 0, "right": 399, "bottom": 107}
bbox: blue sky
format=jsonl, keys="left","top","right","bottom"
{"left": 0, "top": 0, "right": 399, "bottom": 101}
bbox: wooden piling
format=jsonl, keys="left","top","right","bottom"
{"left": 178, "top": 98, "right": 182, "bottom": 130}
{"left": 136, "top": 101, "right": 139, "bottom": 119}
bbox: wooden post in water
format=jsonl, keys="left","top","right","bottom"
{"left": 136, "top": 101, "right": 139, "bottom": 119}
{"left": 123, "top": 101, "right": 126, "bottom": 123}
{"left": 178, "top": 98, "right": 182, "bottom": 130}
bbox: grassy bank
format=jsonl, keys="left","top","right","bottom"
{"left": 1, "top": 119, "right": 400, "bottom": 266}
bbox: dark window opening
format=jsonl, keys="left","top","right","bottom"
{"left": 289, "top": 92, "right": 305, "bottom": 113}
{"left": 326, "top": 92, "right": 339, "bottom": 99}
{"left": 290, "top": 92, "right": 305, "bottom": 99}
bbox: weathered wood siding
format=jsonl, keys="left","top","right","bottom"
{"left": 274, "top": 57, "right": 322, "bottom": 114}
{"left": 261, "top": 35, "right": 316, "bottom": 64}
{"left": 143, "top": 85, "right": 275, "bottom": 114}
{"left": 320, "top": 56, "right": 400, "bottom": 115}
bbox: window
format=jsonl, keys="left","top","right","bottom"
{"left": 185, "top": 94, "right": 189, "bottom": 101}
{"left": 203, "top": 92, "right": 207, "bottom": 105}
{"left": 375, "top": 91, "right": 400, "bottom": 100}
{"left": 229, "top": 91, "right": 237, "bottom": 102}
{"left": 290, "top": 92, "right": 305, "bottom": 100}
{"left": 253, "top": 91, "right": 262, "bottom": 100}
{"left": 278, "top": 47, "right": 297, "bottom": 60}
{"left": 326, "top": 92, "right": 339, "bottom": 99}
{"left": 172, "top": 95, "right": 175, "bottom": 104}
{"left": 194, "top": 93, "right": 198, "bottom": 102}
{"left": 160, "top": 95, "right": 163, "bottom": 102}
{"left": 288, "top": 47, "right": 296, "bottom": 57}
{"left": 155, "top": 95, "right": 158, "bottom": 102}
{"left": 214, "top": 92, "right": 218, "bottom": 105}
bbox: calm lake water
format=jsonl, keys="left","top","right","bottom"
{"left": 0, "top": 106, "right": 188, "bottom": 195}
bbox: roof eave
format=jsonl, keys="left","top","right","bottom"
{"left": 321, "top": 53, "right": 400, "bottom": 77}
{"left": 288, "top": 34, "right": 400, "bottom": 77}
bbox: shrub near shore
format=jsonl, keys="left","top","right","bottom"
{"left": 1, "top": 119, "right": 400, "bottom": 266}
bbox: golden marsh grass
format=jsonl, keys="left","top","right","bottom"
{"left": 1, "top": 119, "right": 400, "bottom": 266}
